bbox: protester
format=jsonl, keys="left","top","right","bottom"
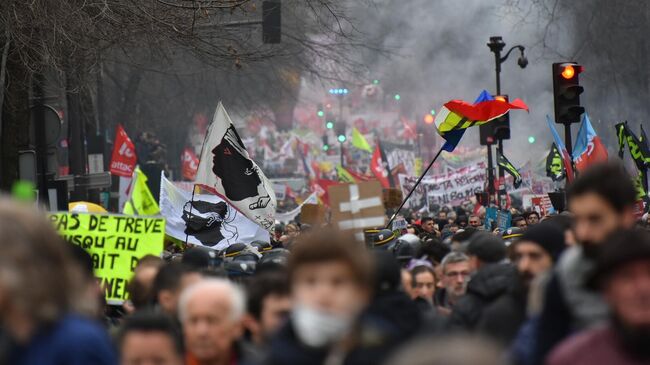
{"left": 533, "top": 163, "right": 638, "bottom": 364}
{"left": 117, "top": 311, "right": 184, "bottom": 365}
{"left": 384, "top": 335, "right": 504, "bottom": 365}
{"left": 546, "top": 228, "right": 650, "bottom": 365}
{"left": 267, "top": 230, "right": 373, "bottom": 364}
{"left": 243, "top": 272, "right": 291, "bottom": 349}
{"left": 450, "top": 231, "right": 515, "bottom": 330}
{"left": 0, "top": 198, "right": 117, "bottom": 365}
{"left": 179, "top": 278, "right": 258, "bottom": 365}
{"left": 524, "top": 211, "right": 541, "bottom": 226}
{"left": 478, "top": 221, "right": 566, "bottom": 344}
{"left": 411, "top": 265, "right": 437, "bottom": 308}
{"left": 468, "top": 215, "right": 482, "bottom": 228}
{"left": 419, "top": 217, "right": 438, "bottom": 240}
{"left": 512, "top": 215, "right": 527, "bottom": 229}
{"left": 435, "top": 252, "right": 471, "bottom": 314}
{"left": 152, "top": 262, "right": 203, "bottom": 316}
{"left": 126, "top": 255, "right": 165, "bottom": 313}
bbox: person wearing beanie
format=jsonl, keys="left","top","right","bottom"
{"left": 450, "top": 232, "right": 516, "bottom": 330}
{"left": 477, "top": 221, "right": 567, "bottom": 345}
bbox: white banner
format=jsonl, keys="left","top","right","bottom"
{"left": 159, "top": 173, "right": 269, "bottom": 250}
{"left": 399, "top": 162, "right": 486, "bottom": 209}
{"left": 275, "top": 193, "right": 319, "bottom": 223}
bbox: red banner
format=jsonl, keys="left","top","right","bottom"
{"left": 109, "top": 124, "right": 137, "bottom": 177}
{"left": 181, "top": 148, "right": 199, "bottom": 181}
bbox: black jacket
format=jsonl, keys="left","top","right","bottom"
{"left": 450, "top": 263, "right": 517, "bottom": 331}
{"left": 477, "top": 277, "right": 528, "bottom": 345}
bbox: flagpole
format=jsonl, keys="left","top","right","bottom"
{"left": 185, "top": 183, "right": 197, "bottom": 246}
{"left": 386, "top": 146, "right": 445, "bottom": 228}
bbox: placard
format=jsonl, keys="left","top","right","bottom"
{"left": 50, "top": 213, "right": 165, "bottom": 304}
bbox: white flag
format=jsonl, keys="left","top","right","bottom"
{"left": 159, "top": 173, "right": 270, "bottom": 251}
{"left": 196, "top": 102, "right": 277, "bottom": 230}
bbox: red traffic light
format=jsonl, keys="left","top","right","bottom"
{"left": 423, "top": 114, "right": 434, "bottom": 124}
{"left": 559, "top": 63, "right": 584, "bottom": 79}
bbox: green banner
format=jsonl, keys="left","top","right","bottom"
{"left": 50, "top": 213, "right": 165, "bottom": 304}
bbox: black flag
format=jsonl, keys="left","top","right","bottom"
{"left": 497, "top": 152, "right": 522, "bottom": 189}
{"left": 546, "top": 143, "right": 565, "bottom": 182}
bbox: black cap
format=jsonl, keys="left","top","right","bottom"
{"left": 182, "top": 246, "right": 220, "bottom": 269}
{"left": 589, "top": 228, "right": 650, "bottom": 289}
{"left": 517, "top": 221, "right": 566, "bottom": 261}
{"left": 466, "top": 232, "right": 506, "bottom": 263}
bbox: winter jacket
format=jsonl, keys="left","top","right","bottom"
{"left": 477, "top": 278, "right": 528, "bottom": 345}
{"left": 546, "top": 326, "right": 648, "bottom": 365}
{"left": 449, "top": 263, "right": 517, "bottom": 331}
{"left": 532, "top": 246, "right": 608, "bottom": 365}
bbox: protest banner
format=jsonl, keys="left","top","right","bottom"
{"left": 398, "top": 162, "right": 486, "bottom": 210}
{"left": 523, "top": 194, "right": 556, "bottom": 216}
{"left": 49, "top": 213, "right": 165, "bottom": 304}
{"left": 300, "top": 204, "right": 327, "bottom": 226}
{"left": 484, "top": 207, "right": 512, "bottom": 231}
{"left": 329, "top": 181, "right": 386, "bottom": 241}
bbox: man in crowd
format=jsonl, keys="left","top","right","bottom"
{"left": 118, "top": 311, "right": 184, "bottom": 365}
{"left": 524, "top": 211, "right": 541, "bottom": 226}
{"left": 468, "top": 215, "right": 482, "bottom": 229}
{"left": 450, "top": 231, "right": 514, "bottom": 330}
{"left": 153, "top": 262, "right": 203, "bottom": 316}
{"left": 512, "top": 215, "right": 527, "bottom": 229}
{"left": 179, "top": 279, "right": 258, "bottom": 365}
{"left": 411, "top": 265, "right": 437, "bottom": 308}
{"left": 435, "top": 252, "right": 471, "bottom": 314}
{"left": 419, "top": 217, "right": 438, "bottom": 240}
{"left": 547, "top": 228, "right": 650, "bottom": 365}
{"left": 243, "top": 272, "right": 291, "bottom": 348}
{"left": 534, "top": 163, "right": 638, "bottom": 363}
{"left": 126, "top": 255, "right": 164, "bottom": 313}
{"left": 478, "top": 221, "right": 566, "bottom": 344}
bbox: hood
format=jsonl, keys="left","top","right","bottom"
{"left": 466, "top": 263, "right": 516, "bottom": 301}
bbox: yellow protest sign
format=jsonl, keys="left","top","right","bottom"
{"left": 49, "top": 213, "right": 165, "bottom": 304}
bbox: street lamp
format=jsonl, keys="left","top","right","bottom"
{"left": 487, "top": 36, "right": 527, "bottom": 209}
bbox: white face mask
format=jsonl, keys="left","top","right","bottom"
{"left": 292, "top": 304, "right": 353, "bottom": 348}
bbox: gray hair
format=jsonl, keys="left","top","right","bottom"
{"left": 441, "top": 252, "right": 469, "bottom": 274}
{"left": 178, "top": 278, "right": 246, "bottom": 323}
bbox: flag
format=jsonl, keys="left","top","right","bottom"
{"left": 336, "top": 165, "right": 357, "bottom": 183}
{"left": 633, "top": 170, "right": 648, "bottom": 201}
{"left": 616, "top": 121, "right": 650, "bottom": 173}
{"left": 435, "top": 90, "right": 528, "bottom": 152}
{"left": 123, "top": 167, "right": 160, "bottom": 216}
{"left": 546, "top": 143, "right": 566, "bottom": 181}
{"left": 276, "top": 193, "right": 319, "bottom": 223}
{"left": 351, "top": 127, "right": 373, "bottom": 153}
{"left": 546, "top": 116, "right": 575, "bottom": 182}
{"left": 347, "top": 169, "right": 372, "bottom": 182}
{"left": 310, "top": 179, "right": 339, "bottom": 206}
{"left": 401, "top": 117, "right": 418, "bottom": 141}
{"left": 195, "top": 102, "right": 276, "bottom": 231}
{"left": 615, "top": 122, "right": 627, "bottom": 159}
{"left": 497, "top": 152, "right": 522, "bottom": 188}
{"left": 159, "top": 173, "right": 269, "bottom": 250}
{"left": 181, "top": 148, "right": 199, "bottom": 181}
{"left": 572, "top": 114, "right": 608, "bottom": 172}
{"left": 110, "top": 124, "right": 137, "bottom": 177}
{"left": 638, "top": 123, "right": 650, "bottom": 167}
{"left": 371, "top": 143, "right": 393, "bottom": 188}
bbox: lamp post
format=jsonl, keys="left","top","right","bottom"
{"left": 487, "top": 36, "right": 527, "bottom": 208}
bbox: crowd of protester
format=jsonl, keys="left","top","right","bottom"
{"left": 1, "top": 162, "right": 650, "bottom": 365}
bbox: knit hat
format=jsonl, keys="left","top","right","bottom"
{"left": 517, "top": 221, "right": 566, "bottom": 261}
{"left": 466, "top": 232, "right": 507, "bottom": 263}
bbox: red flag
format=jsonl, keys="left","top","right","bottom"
{"left": 371, "top": 146, "right": 391, "bottom": 188}
{"left": 444, "top": 98, "right": 529, "bottom": 123}
{"left": 110, "top": 124, "right": 137, "bottom": 177}
{"left": 311, "top": 179, "right": 339, "bottom": 206}
{"left": 181, "top": 148, "right": 199, "bottom": 181}
{"left": 573, "top": 115, "right": 608, "bottom": 172}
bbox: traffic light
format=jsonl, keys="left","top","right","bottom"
{"left": 317, "top": 103, "right": 324, "bottom": 118}
{"left": 322, "top": 135, "right": 330, "bottom": 151}
{"left": 479, "top": 95, "right": 510, "bottom": 145}
{"left": 325, "top": 113, "right": 335, "bottom": 129}
{"left": 423, "top": 114, "right": 434, "bottom": 124}
{"left": 553, "top": 62, "right": 584, "bottom": 124}
{"left": 262, "top": 0, "right": 281, "bottom": 44}
{"left": 334, "top": 121, "right": 346, "bottom": 143}
{"left": 528, "top": 136, "right": 536, "bottom": 144}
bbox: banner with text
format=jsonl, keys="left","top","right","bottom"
{"left": 398, "top": 162, "right": 486, "bottom": 210}
{"left": 50, "top": 213, "right": 165, "bottom": 304}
